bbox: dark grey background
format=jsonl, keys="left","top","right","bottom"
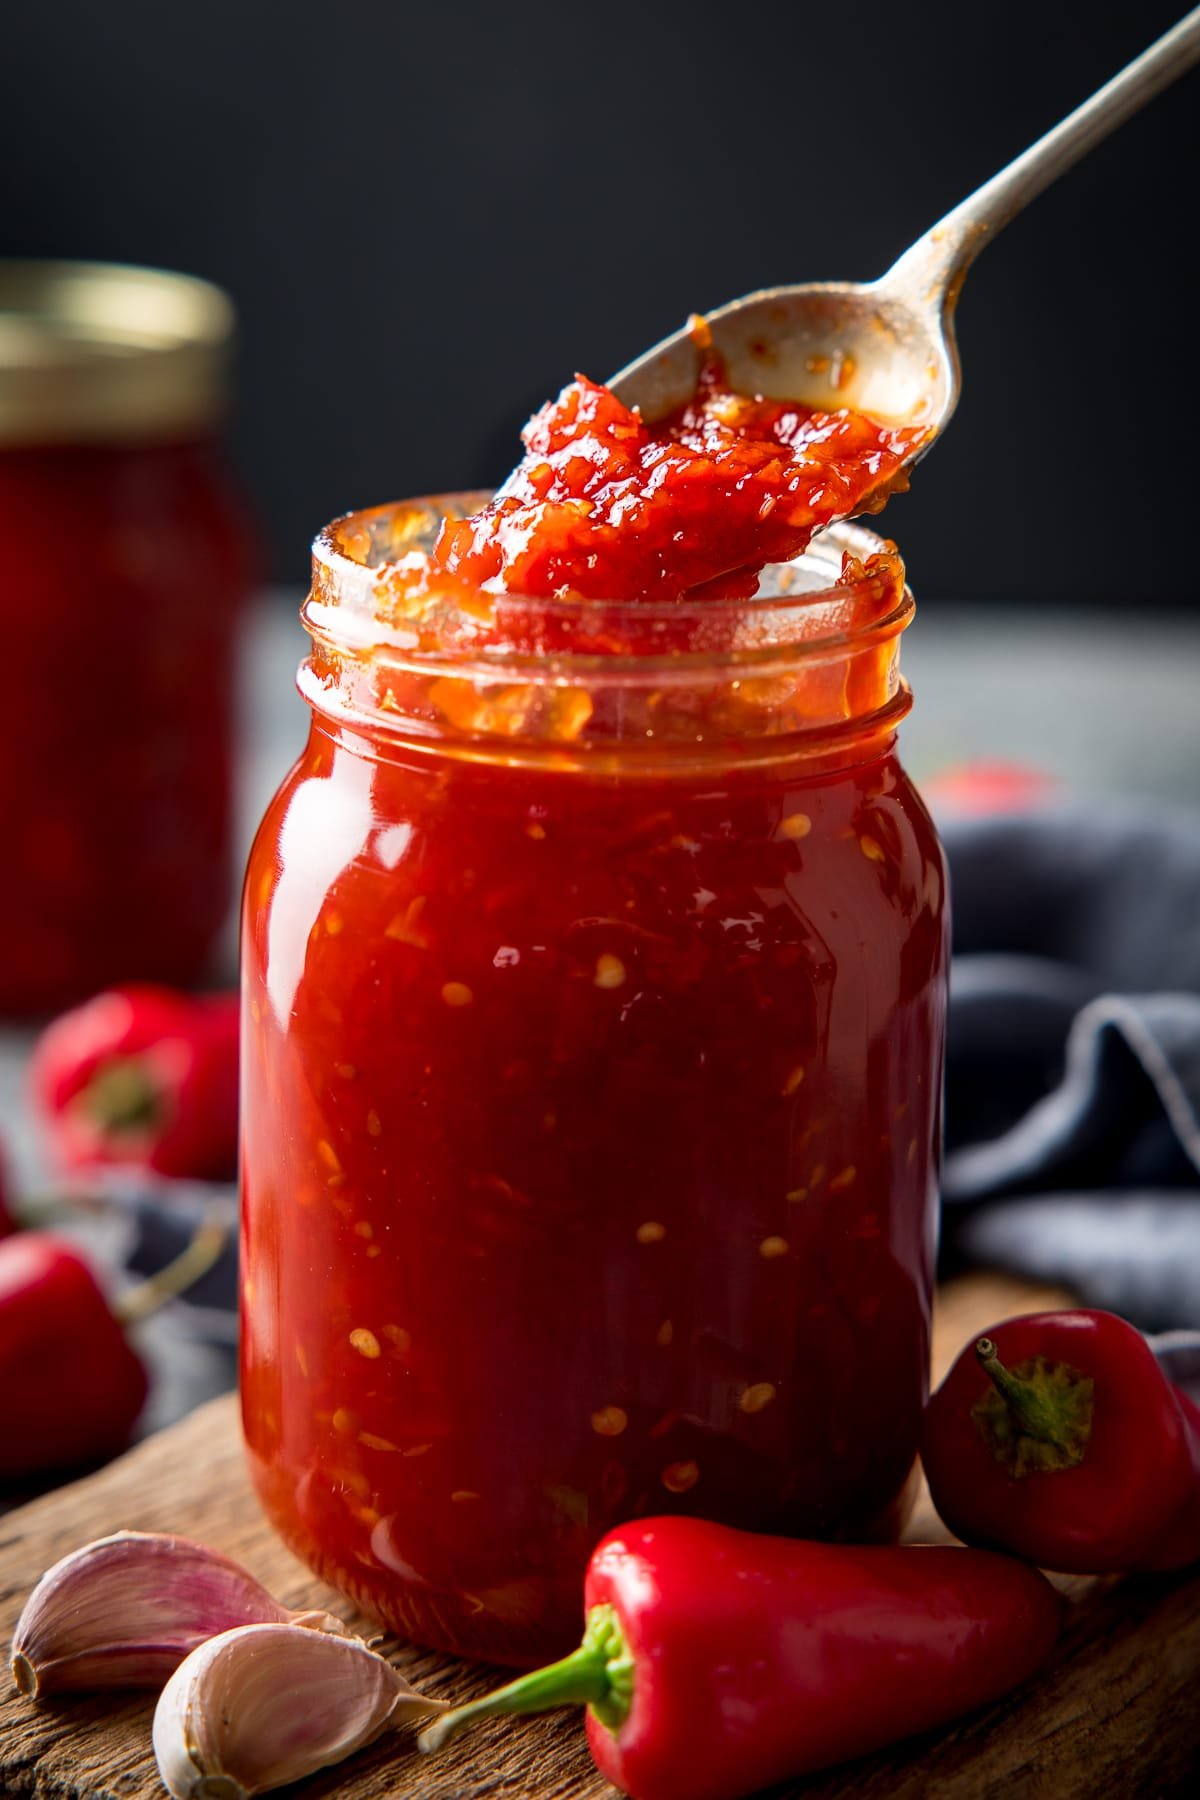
{"left": 3, "top": 0, "right": 1196, "bottom": 599}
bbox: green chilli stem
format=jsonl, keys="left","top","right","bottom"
{"left": 975, "top": 1338, "right": 1067, "bottom": 1444}
{"left": 79, "top": 1057, "right": 166, "bottom": 1134}
{"left": 972, "top": 1336, "right": 1095, "bottom": 1476}
{"left": 418, "top": 1603, "right": 635, "bottom": 1754}
{"left": 114, "top": 1212, "right": 230, "bottom": 1325}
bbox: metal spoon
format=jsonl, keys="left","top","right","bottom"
{"left": 610, "top": 6, "right": 1200, "bottom": 460}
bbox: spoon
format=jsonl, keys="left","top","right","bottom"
{"left": 609, "top": 6, "right": 1200, "bottom": 461}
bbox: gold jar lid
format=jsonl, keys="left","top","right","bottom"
{"left": 0, "top": 260, "right": 235, "bottom": 445}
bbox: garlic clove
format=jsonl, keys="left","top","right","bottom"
{"left": 11, "top": 1531, "right": 347, "bottom": 1697}
{"left": 153, "top": 1622, "right": 445, "bottom": 1800}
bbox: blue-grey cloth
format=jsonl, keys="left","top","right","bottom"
{"left": 940, "top": 802, "right": 1200, "bottom": 1355}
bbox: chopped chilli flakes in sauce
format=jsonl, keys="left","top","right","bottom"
{"left": 430, "top": 333, "right": 927, "bottom": 604}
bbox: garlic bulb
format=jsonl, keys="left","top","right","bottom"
{"left": 153, "top": 1623, "right": 445, "bottom": 1800}
{"left": 10, "top": 1531, "right": 346, "bottom": 1697}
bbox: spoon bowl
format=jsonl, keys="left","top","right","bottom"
{"left": 610, "top": 275, "right": 958, "bottom": 434}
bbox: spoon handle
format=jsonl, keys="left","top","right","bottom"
{"left": 884, "top": 7, "right": 1200, "bottom": 306}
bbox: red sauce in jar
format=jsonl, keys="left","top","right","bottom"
{"left": 1, "top": 439, "right": 251, "bottom": 1013}
{"left": 241, "top": 355, "right": 946, "bottom": 1665}
{"left": 0, "top": 264, "right": 254, "bottom": 1015}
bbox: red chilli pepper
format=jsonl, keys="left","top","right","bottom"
{"left": 419, "top": 1518, "right": 1060, "bottom": 1800}
{"left": 921, "top": 1309, "right": 1200, "bottom": 1574}
{"left": 918, "top": 758, "right": 1054, "bottom": 816}
{"left": 30, "top": 985, "right": 239, "bottom": 1181}
{"left": 0, "top": 1233, "right": 149, "bottom": 1478}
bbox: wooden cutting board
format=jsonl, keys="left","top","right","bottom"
{"left": 2, "top": 1274, "right": 1198, "bottom": 1800}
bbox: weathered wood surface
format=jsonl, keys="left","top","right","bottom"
{"left": 2, "top": 1274, "right": 1198, "bottom": 1800}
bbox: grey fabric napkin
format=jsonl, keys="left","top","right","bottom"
{"left": 939, "top": 802, "right": 1200, "bottom": 1350}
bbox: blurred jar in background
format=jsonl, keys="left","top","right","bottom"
{"left": 0, "top": 262, "right": 255, "bottom": 1015}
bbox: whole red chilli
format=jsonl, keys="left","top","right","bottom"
{"left": 30, "top": 985, "right": 239, "bottom": 1180}
{"left": 922, "top": 1309, "right": 1200, "bottom": 1574}
{"left": 0, "top": 1233, "right": 148, "bottom": 1478}
{"left": 422, "top": 1516, "right": 1061, "bottom": 1800}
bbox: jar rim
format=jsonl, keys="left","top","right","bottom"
{"left": 307, "top": 494, "right": 913, "bottom": 681}
{"left": 300, "top": 495, "right": 915, "bottom": 770}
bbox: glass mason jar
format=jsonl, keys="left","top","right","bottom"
{"left": 241, "top": 498, "right": 949, "bottom": 1666}
{"left": 0, "top": 261, "right": 255, "bottom": 1015}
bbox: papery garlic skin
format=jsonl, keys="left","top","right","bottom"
{"left": 10, "top": 1531, "right": 347, "bottom": 1697}
{"left": 153, "top": 1623, "right": 444, "bottom": 1800}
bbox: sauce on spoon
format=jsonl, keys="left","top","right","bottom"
{"left": 431, "top": 321, "right": 927, "bottom": 604}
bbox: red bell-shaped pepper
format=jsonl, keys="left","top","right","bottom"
{"left": 30, "top": 985, "right": 239, "bottom": 1181}
{"left": 420, "top": 1518, "right": 1060, "bottom": 1800}
{"left": 0, "top": 1233, "right": 149, "bottom": 1479}
{"left": 921, "top": 1310, "right": 1200, "bottom": 1574}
